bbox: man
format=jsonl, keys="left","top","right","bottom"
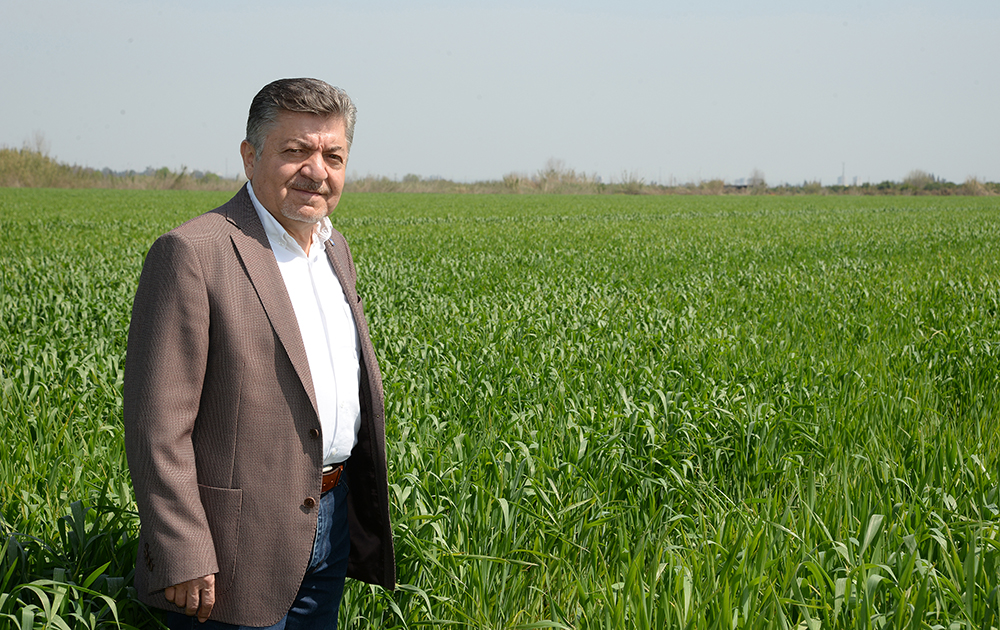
{"left": 124, "top": 78, "right": 394, "bottom": 629}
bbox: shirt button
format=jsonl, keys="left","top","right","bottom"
{"left": 309, "top": 428, "right": 320, "bottom": 438}
{"left": 303, "top": 497, "right": 317, "bottom": 509}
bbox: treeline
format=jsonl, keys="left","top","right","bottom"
{"left": 0, "top": 147, "right": 242, "bottom": 191}
{"left": 2, "top": 147, "right": 996, "bottom": 195}
{"left": 350, "top": 163, "right": 998, "bottom": 195}
{"left": 347, "top": 173, "right": 1000, "bottom": 196}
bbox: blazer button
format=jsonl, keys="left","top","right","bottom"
{"left": 309, "top": 428, "right": 320, "bottom": 439}
{"left": 303, "top": 497, "right": 317, "bottom": 509}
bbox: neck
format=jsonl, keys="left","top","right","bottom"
{"left": 273, "top": 215, "right": 316, "bottom": 255}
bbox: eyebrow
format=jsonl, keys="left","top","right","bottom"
{"left": 286, "top": 138, "right": 346, "bottom": 153}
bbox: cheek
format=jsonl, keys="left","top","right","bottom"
{"left": 268, "top": 168, "right": 296, "bottom": 190}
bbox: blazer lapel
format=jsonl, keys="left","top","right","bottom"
{"left": 324, "top": 239, "right": 367, "bottom": 340}
{"left": 323, "top": 240, "right": 351, "bottom": 301}
{"left": 324, "top": 236, "right": 382, "bottom": 408}
{"left": 224, "top": 187, "right": 319, "bottom": 418}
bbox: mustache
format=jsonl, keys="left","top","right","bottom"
{"left": 290, "top": 179, "right": 328, "bottom": 194}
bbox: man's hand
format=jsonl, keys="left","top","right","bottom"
{"left": 165, "top": 574, "right": 216, "bottom": 622}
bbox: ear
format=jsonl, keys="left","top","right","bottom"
{"left": 239, "top": 140, "right": 256, "bottom": 180}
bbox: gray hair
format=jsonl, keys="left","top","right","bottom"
{"left": 245, "top": 78, "right": 357, "bottom": 157}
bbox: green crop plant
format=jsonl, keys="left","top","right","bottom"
{"left": 2, "top": 189, "right": 999, "bottom": 628}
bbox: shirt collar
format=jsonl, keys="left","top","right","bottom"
{"left": 247, "top": 181, "right": 333, "bottom": 254}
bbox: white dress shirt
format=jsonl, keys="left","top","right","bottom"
{"left": 247, "top": 182, "right": 361, "bottom": 465}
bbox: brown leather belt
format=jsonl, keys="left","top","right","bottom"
{"left": 321, "top": 463, "right": 344, "bottom": 494}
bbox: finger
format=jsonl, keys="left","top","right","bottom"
{"left": 185, "top": 583, "right": 201, "bottom": 617}
{"left": 172, "top": 585, "right": 188, "bottom": 609}
{"left": 164, "top": 586, "right": 176, "bottom": 605}
{"left": 197, "top": 583, "right": 215, "bottom": 622}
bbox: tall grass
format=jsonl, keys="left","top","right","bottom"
{"left": 2, "top": 190, "right": 999, "bottom": 628}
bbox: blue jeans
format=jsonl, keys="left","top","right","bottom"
{"left": 167, "top": 478, "right": 351, "bottom": 630}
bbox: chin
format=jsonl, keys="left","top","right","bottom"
{"left": 281, "top": 205, "right": 329, "bottom": 224}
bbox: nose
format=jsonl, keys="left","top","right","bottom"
{"left": 300, "top": 151, "right": 326, "bottom": 181}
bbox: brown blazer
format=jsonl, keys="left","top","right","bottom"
{"left": 123, "top": 185, "right": 394, "bottom": 627}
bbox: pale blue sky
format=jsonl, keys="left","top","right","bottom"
{"left": 2, "top": 0, "right": 997, "bottom": 185}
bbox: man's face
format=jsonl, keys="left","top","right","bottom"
{"left": 240, "top": 111, "right": 348, "bottom": 226}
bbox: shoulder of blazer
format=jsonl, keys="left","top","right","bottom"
{"left": 219, "top": 185, "right": 265, "bottom": 237}
{"left": 163, "top": 185, "right": 265, "bottom": 245}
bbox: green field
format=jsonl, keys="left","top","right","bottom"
{"left": 2, "top": 189, "right": 999, "bottom": 629}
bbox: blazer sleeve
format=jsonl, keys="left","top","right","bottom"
{"left": 123, "top": 231, "right": 220, "bottom": 591}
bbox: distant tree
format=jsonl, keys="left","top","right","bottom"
{"left": 962, "top": 176, "right": 988, "bottom": 196}
{"left": 616, "top": 170, "right": 645, "bottom": 195}
{"left": 697, "top": 179, "right": 725, "bottom": 195}
{"left": 904, "top": 169, "right": 933, "bottom": 189}
{"left": 536, "top": 158, "right": 569, "bottom": 192}
{"left": 502, "top": 173, "right": 522, "bottom": 192}
{"left": 749, "top": 168, "right": 767, "bottom": 193}
{"left": 803, "top": 180, "right": 824, "bottom": 195}
{"left": 26, "top": 130, "right": 51, "bottom": 156}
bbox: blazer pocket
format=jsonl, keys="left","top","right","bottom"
{"left": 197, "top": 484, "right": 243, "bottom": 596}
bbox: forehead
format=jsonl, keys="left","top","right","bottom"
{"left": 266, "top": 111, "right": 347, "bottom": 146}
